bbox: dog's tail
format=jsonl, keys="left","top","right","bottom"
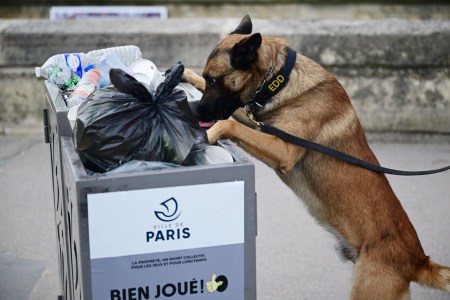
{"left": 414, "top": 257, "right": 450, "bottom": 292}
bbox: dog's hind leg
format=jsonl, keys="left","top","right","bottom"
{"left": 350, "top": 256, "right": 411, "bottom": 300}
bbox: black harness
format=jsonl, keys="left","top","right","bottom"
{"left": 244, "top": 48, "right": 450, "bottom": 176}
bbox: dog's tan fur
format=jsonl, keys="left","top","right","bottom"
{"left": 183, "top": 16, "right": 450, "bottom": 299}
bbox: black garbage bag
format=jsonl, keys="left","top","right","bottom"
{"left": 73, "top": 62, "right": 207, "bottom": 173}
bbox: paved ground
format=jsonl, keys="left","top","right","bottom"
{"left": 0, "top": 131, "right": 449, "bottom": 300}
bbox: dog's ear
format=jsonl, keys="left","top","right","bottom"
{"left": 230, "top": 15, "right": 252, "bottom": 35}
{"left": 230, "top": 33, "right": 262, "bottom": 70}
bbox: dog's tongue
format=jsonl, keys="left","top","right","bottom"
{"left": 199, "top": 121, "right": 216, "bottom": 128}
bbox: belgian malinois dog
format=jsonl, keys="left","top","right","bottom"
{"left": 183, "top": 15, "right": 450, "bottom": 299}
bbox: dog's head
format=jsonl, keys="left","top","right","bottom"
{"left": 197, "top": 15, "right": 263, "bottom": 122}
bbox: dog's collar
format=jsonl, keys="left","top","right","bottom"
{"left": 246, "top": 47, "right": 297, "bottom": 113}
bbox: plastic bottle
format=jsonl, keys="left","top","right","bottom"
{"left": 87, "top": 45, "right": 142, "bottom": 67}
{"left": 36, "top": 52, "right": 97, "bottom": 79}
{"left": 37, "top": 64, "right": 80, "bottom": 91}
{"left": 67, "top": 68, "right": 101, "bottom": 108}
{"left": 96, "top": 52, "right": 134, "bottom": 88}
{"left": 36, "top": 45, "right": 142, "bottom": 79}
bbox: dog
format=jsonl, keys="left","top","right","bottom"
{"left": 182, "top": 15, "right": 450, "bottom": 299}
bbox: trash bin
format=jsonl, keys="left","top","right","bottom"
{"left": 44, "top": 81, "right": 257, "bottom": 300}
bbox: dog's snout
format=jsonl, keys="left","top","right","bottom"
{"left": 196, "top": 101, "right": 214, "bottom": 122}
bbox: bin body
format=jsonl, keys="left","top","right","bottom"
{"left": 44, "top": 80, "right": 256, "bottom": 300}
{"left": 60, "top": 136, "right": 256, "bottom": 300}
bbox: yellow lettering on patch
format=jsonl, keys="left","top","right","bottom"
{"left": 268, "top": 75, "right": 285, "bottom": 92}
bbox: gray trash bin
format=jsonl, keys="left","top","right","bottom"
{"left": 44, "top": 81, "right": 257, "bottom": 300}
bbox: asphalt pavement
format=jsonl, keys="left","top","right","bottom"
{"left": 0, "top": 131, "right": 449, "bottom": 300}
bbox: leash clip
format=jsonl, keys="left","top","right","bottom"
{"left": 245, "top": 105, "right": 264, "bottom": 128}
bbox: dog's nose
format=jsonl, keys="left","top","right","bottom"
{"left": 196, "top": 101, "right": 214, "bottom": 122}
{"left": 196, "top": 101, "right": 217, "bottom": 128}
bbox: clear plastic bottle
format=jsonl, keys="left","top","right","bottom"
{"left": 37, "top": 64, "right": 80, "bottom": 91}
{"left": 96, "top": 52, "right": 134, "bottom": 88}
{"left": 35, "top": 45, "right": 142, "bottom": 79}
{"left": 36, "top": 52, "right": 97, "bottom": 79}
{"left": 87, "top": 45, "right": 142, "bottom": 67}
{"left": 67, "top": 68, "right": 101, "bottom": 108}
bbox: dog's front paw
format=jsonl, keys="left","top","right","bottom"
{"left": 206, "top": 120, "right": 232, "bottom": 144}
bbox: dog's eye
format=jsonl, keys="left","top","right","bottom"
{"left": 204, "top": 75, "right": 217, "bottom": 86}
{"left": 208, "top": 77, "right": 217, "bottom": 86}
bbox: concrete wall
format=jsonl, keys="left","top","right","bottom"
{"left": 2, "top": 4, "right": 450, "bottom": 20}
{"left": 0, "top": 18, "right": 449, "bottom": 138}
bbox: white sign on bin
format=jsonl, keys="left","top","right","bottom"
{"left": 88, "top": 181, "right": 245, "bottom": 300}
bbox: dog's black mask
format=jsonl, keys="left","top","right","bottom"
{"left": 196, "top": 77, "right": 242, "bottom": 122}
{"left": 196, "top": 15, "right": 261, "bottom": 122}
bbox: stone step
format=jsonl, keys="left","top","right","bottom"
{"left": 0, "top": 18, "right": 449, "bottom": 136}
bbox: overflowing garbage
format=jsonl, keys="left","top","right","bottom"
{"left": 36, "top": 45, "right": 233, "bottom": 173}
{"left": 36, "top": 45, "right": 141, "bottom": 91}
